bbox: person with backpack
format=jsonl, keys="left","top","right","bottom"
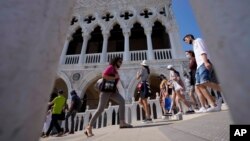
{"left": 64, "top": 90, "right": 82, "bottom": 134}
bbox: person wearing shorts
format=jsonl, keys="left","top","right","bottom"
{"left": 183, "top": 34, "right": 222, "bottom": 112}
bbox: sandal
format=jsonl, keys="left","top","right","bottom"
{"left": 84, "top": 127, "right": 94, "bottom": 137}
{"left": 41, "top": 135, "right": 49, "bottom": 138}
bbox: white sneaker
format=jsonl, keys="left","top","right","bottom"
{"left": 175, "top": 111, "right": 183, "bottom": 115}
{"left": 195, "top": 107, "right": 207, "bottom": 113}
{"left": 216, "top": 98, "right": 223, "bottom": 111}
{"left": 206, "top": 106, "right": 217, "bottom": 112}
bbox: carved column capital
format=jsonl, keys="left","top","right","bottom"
{"left": 66, "top": 35, "right": 73, "bottom": 41}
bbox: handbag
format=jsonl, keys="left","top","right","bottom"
{"left": 100, "top": 79, "right": 116, "bottom": 92}
{"left": 137, "top": 82, "right": 142, "bottom": 91}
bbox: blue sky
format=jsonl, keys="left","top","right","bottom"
{"left": 172, "top": 1, "right": 202, "bottom": 51}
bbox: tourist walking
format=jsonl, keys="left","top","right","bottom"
{"left": 167, "top": 65, "right": 194, "bottom": 115}
{"left": 185, "top": 50, "right": 200, "bottom": 109}
{"left": 183, "top": 34, "right": 222, "bottom": 112}
{"left": 64, "top": 90, "right": 82, "bottom": 134}
{"left": 84, "top": 57, "right": 133, "bottom": 137}
{"left": 43, "top": 90, "right": 66, "bottom": 137}
{"left": 137, "top": 60, "right": 152, "bottom": 123}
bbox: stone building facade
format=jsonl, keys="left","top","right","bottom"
{"left": 55, "top": 0, "right": 188, "bottom": 109}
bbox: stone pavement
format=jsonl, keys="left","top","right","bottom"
{"left": 40, "top": 104, "right": 231, "bottom": 141}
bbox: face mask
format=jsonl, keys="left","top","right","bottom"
{"left": 186, "top": 54, "right": 191, "bottom": 58}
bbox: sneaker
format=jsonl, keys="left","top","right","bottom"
{"left": 164, "top": 113, "right": 173, "bottom": 116}
{"left": 162, "top": 115, "right": 166, "bottom": 119}
{"left": 141, "top": 119, "right": 148, "bottom": 123}
{"left": 146, "top": 118, "right": 153, "bottom": 123}
{"left": 175, "top": 111, "right": 183, "bottom": 115}
{"left": 195, "top": 107, "right": 207, "bottom": 113}
{"left": 185, "top": 110, "right": 195, "bottom": 114}
{"left": 206, "top": 106, "right": 217, "bottom": 112}
{"left": 141, "top": 118, "right": 153, "bottom": 123}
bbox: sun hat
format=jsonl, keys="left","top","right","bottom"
{"left": 140, "top": 60, "right": 148, "bottom": 66}
{"left": 167, "top": 65, "right": 173, "bottom": 69}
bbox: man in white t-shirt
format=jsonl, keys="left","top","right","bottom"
{"left": 183, "top": 34, "right": 222, "bottom": 112}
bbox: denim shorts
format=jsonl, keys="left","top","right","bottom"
{"left": 195, "top": 64, "right": 218, "bottom": 85}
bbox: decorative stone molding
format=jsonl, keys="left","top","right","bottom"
{"left": 69, "top": 0, "right": 174, "bottom": 38}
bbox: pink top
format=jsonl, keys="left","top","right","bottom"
{"left": 103, "top": 65, "right": 119, "bottom": 82}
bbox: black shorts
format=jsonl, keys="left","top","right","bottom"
{"left": 140, "top": 81, "right": 151, "bottom": 99}
{"left": 168, "top": 88, "right": 172, "bottom": 95}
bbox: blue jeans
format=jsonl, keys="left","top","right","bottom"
{"left": 65, "top": 110, "right": 77, "bottom": 133}
{"left": 195, "top": 64, "right": 214, "bottom": 85}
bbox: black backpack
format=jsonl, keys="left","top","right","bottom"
{"left": 72, "top": 95, "right": 82, "bottom": 112}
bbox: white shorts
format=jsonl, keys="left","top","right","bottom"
{"left": 172, "top": 81, "right": 183, "bottom": 91}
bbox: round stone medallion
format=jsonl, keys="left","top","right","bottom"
{"left": 72, "top": 73, "right": 81, "bottom": 81}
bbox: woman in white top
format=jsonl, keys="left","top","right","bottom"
{"left": 167, "top": 65, "right": 194, "bottom": 115}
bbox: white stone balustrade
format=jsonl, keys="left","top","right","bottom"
{"left": 63, "top": 49, "right": 173, "bottom": 65}
{"left": 130, "top": 50, "right": 148, "bottom": 61}
{"left": 63, "top": 49, "right": 172, "bottom": 64}
{"left": 65, "top": 55, "right": 80, "bottom": 64}
{"left": 85, "top": 53, "right": 101, "bottom": 64}
{"left": 154, "top": 49, "right": 172, "bottom": 60}
{"left": 66, "top": 95, "right": 167, "bottom": 133}
{"left": 107, "top": 52, "right": 124, "bottom": 62}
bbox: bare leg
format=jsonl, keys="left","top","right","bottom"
{"left": 203, "top": 82, "right": 222, "bottom": 92}
{"left": 195, "top": 86, "right": 206, "bottom": 108}
{"left": 175, "top": 95, "right": 182, "bottom": 112}
{"left": 189, "top": 87, "right": 199, "bottom": 107}
{"left": 169, "top": 91, "right": 176, "bottom": 113}
{"left": 198, "top": 85, "right": 216, "bottom": 107}
{"left": 141, "top": 98, "right": 150, "bottom": 119}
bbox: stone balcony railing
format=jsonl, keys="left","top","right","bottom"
{"left": 64, "top": 49, "right": 172, "bottom": 65}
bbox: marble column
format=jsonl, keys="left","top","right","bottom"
{"left": 145, "top": 29, "right": 154, "bottom": 60}
{"left": 60, "top": 35, "right": 73, "bottom": 64}
{"left": 123, "top": 31, "right": 130, "bottom": 61}
{"left": 190, "top": 0, "right": 250, "bottom": 124}
{"left": 167, "top": 29, "right": 177, "bottom": 59}
{"left": 79, "top": 34, "right": 90, "bottom": 64}
{"left": 0, "top": 0, "right": 74, "bottom": 141}
{"left": 100, "top": 33, "right": 110, "bottom": 63}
